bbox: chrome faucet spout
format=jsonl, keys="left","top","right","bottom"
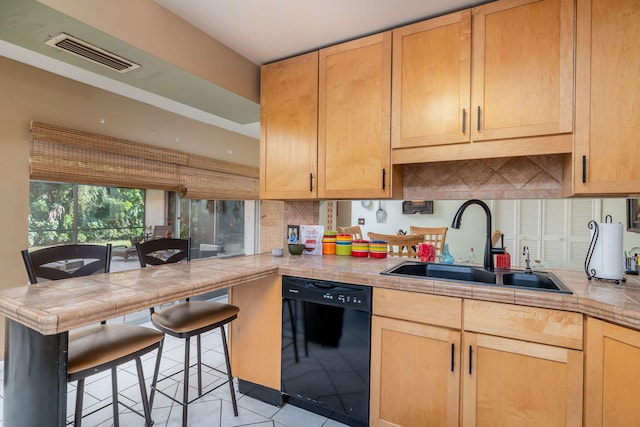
{"left": 451, "top": 199, "right": 502, "bottom": 272}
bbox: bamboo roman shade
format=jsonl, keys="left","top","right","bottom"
{"left": 30, "top": 121, "right": 259, "bottom": 200}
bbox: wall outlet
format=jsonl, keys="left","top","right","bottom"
{"left": 358, "top": 218, "right": 365, "bottom": 225}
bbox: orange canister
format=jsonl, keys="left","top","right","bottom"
{"left": 322, "top": 230, "right": 337, "bottom": 255}
{"left": 322, "top": 238, "right": 336, "bottom": 254}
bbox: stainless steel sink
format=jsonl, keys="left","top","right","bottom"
{"left": 381, "top": 261, "right": 572, "bottom": 294}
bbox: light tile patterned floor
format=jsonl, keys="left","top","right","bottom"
{"left": 0, "top": 278, "right": 350, "bottom": 427}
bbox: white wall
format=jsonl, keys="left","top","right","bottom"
{"left": 145, "top": 190, "right": 166, "bottom": 229}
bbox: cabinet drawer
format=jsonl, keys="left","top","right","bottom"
{"left": 464, "top": 299, "right": 583, "bottom": 350}
{"left": 373, "top": 288, "right": 461, "bottom": 329}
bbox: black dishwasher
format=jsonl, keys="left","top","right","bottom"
{"left": 281, "top": 276, "right": 371, "bottom": 427}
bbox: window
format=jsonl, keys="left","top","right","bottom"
{"left": 28, "top": 181, "right": 145, "bottom": 248}
{"left": 168, "top": 193, "right": 246, "bottom": 258}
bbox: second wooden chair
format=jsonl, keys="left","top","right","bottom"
{"left": 337, "top": 225, "right": 364, "bottom": 240}
{"left": 367, "top": 232, "right": 426, "bottom": 257}
{"left": 409, "top": 226, "right": 448, "bottom": 254}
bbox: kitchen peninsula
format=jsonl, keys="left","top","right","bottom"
{"left": 2, "top": 253, "right": 640, "bottom": 426}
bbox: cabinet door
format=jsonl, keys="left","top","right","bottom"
{"left": 585, "top": 317, "right": 640, "bottom": 427}
{"left": 573, "top": 0, "right": 640, "bottom": 194}
{"left": 392, "top": 10, "right": 471, "bottom": 148}
{"left": 461, "top": 332, "right": 583, "bottom": 427}
{"left": 471, "top": 0, "right": 574, "bottom": 141}
{"left": 260, "top": 52, "right": 318, "bottom": 199}
{"left": 318, "top": 32, "right": 392, "bottom": 199}
{"left": 370, "top": 315, "right": 460, "bottom": 427}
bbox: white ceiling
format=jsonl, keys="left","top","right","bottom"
{"left": 155, "top": 0, "right": 486, "bottom": 66}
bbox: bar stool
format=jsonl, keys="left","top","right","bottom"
{"left": 21, "top": 243, "right": 164, "bottom": 426}
{"left": 136, "top": 237, "right": 240, "bottom": 426}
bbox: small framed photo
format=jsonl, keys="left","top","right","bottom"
{"left": 627, "top": 199, "right": 640, "bottom": 232}
{"left": 287, "top": 225, "right": 300, "bottom": 243}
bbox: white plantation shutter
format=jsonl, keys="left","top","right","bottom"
{"left": 493, "top": 200, "right": 515, "bottom": 254}
{"left": 542, "top": 199, "right": 566, "bottom": 269}
{"left": 519, "top": 200, "right": 541, "bottom": 266}
{"left": 568, "top": 199, "right": 600, "bottom": 270}
{"left": 491, "top": 198, "right": 600, "bottom": 270}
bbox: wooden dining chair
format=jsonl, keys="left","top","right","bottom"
{"left": 136, "top": 238, "right": 240, "bottom": 427}
{"left": 409, "top": 226, "right": 448, "bottom": 254}
{"left": 337, "top": 225, "right": 364, "bottom": 240}
{"left": 21, "top": 244, "right": 163, "bottom": 427}
{"left": 367, "top": 232, "right": 426, "bottom": 257}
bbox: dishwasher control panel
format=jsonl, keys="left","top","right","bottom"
{"left": 282, "top": 276, "right": 372, "bottom": 312}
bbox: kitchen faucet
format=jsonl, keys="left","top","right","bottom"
{"left": 451, "top": 199, "right": 505, "bottom": 272}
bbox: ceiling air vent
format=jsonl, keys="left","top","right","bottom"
{"left": 45, "top": 33, "right": 140, "bottom": 73}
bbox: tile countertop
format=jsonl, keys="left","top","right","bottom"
{"left": 2, "top": 253, "right": 640, "bottom": 335}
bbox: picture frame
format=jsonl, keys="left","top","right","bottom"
{"left": 627, "top": 198, "right": 640, "bottom": 232}
{"left": 287, "top": 225, "right": 300, "bottom": 243}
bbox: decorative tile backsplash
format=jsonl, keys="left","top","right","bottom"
{"left": 259, "top": 200, "right": 320, "bottom": 252}
{"left": 402, "top": 154, "right": 564, "bottom": 200}
{"left": 259, "top": 155, "right": 564, "bottom": 252}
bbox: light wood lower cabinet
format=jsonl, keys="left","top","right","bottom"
{"left": 371, "top": 292, "right": 584, "bottom": 426}
{"left": 462, "top": 332, "right": 583, "bottom": 427}
{"left": 228, "top": 275, "right": 282, "bottom": 390}
{"left": 585, "top": 317, "right": 640, "bottom": 427}
{"left": 371, "top": 316, "right": 461, "bottom": 427}
{"left": 370, "top": 288, "right": 462, "bottom": 427}
{"left": 462, "top": 300, "right": 584, "bottom": 427}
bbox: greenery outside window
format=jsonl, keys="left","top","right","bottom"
{"left": 29, "top": 181, "right": 145, "bottom": 248}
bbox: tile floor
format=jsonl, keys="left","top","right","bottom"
{"left": 0, "top": 265, "right": 351, "bottom": 426}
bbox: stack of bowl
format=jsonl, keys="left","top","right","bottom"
{"left": 336, "top": 234, "right": 353, "bottom": 256}
{"left": 369, "top": 240, "right": 388, "bottom": 258}
{"left": 322, "top": 230, "right": 337, "bottom": 255}
{"left": 351, "top": 239, "right": 369, "bottom": 257}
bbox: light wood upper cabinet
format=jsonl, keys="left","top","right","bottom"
{"left": 392, "top": 0, "right": 574, "bottom": 164}
{"left": 585, "top": 317, "right": 640, "bottom": 427}
{"left": 260, "top": 52, "right": 318, "bottom": 199}
{"left": 571, "top": 0, "right": 640, "bottom": 195}
{"left": 472, "top": 0, "right": 574, "bottom": 142}
{"left": 318, "top": 32, "right": 397, "bottom": 199}
{"left": 392, "top": 10, "right": 471, "bottom": 149}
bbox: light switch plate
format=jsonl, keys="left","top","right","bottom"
{"left": 358, "top": 218, "right": 365, "bottom": 225}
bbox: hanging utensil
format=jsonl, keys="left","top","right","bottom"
{"left": 376, "top": 201, "right": 386, "bottom": 223}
